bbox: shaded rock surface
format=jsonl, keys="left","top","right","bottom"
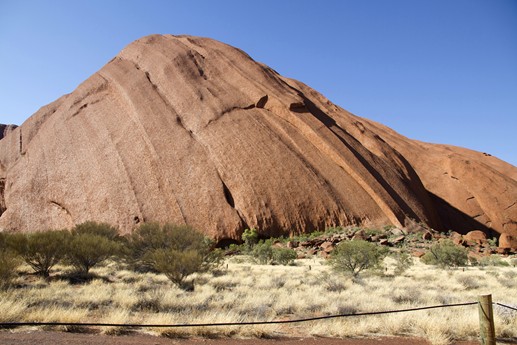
{"left": 0, "top": 34, "right": 516, "bottom": 241}
{"left": 499, "top": 233, "right": 517, "bottom": 250}
{"left": 0, "top": 124, "right": 18, "bottom": 141}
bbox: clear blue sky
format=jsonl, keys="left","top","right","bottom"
{"left": 1, "top": 0, "right": 516, "bottom": 166}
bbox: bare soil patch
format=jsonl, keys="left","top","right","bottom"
{"left": 0, "top": 331, "right": 483, "bottom": 345}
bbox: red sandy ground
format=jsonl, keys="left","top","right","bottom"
{"left": 0, "top": 331, "right": 486, "bottom": 345}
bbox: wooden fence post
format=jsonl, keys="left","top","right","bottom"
{"left": 478, "top": 294, "right": 496, "bottom": 345}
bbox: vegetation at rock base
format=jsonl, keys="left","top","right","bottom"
{"left": 329, "top": 239, "right": 388, "bottom": 277}
{"left": 2, "top": 221, "right": 516, "bottom": 344}
{"left": 241, "top": 228, "right": 259, "bottom": 251}
{"left": 126, "top": 223, "right": 222, "bottom": 290}
{"left": 421, "top": 239, "right": 469, "bottom": 268}
{"left": 272, "top": 247, "right": 297, "bottom": 265}
{"left": 66, "top": 222, "right": 122, "bottom": 274}
{"left": 0, "top": 232, "right": 20, "bottom": 288}
{"left": 10, "top": 229, "right": 69, "bottom": 277}
{"left": 392, "top": 249, "right": 414, "bottom": 275}
{"left": 241, "top": 231, "right": 297, "bottom": 266}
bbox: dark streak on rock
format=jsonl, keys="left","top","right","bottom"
{"left": 0, "top": 178, "right": 6, "bottom": 216}
{"left": 49, "top": 200, "right": 71, "bottom": 216}
{"left": 505, "top": 202, "right": 516, "bottom": 210}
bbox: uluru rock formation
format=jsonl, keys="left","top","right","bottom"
{"left": 0, "top": 34, "right": 516, "bottom": 242}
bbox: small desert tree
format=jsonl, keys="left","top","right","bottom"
{"left": 128, "top": 223, "right": 221, "bottom": 290}
{"left": 330, "top": 240, "right": 388, "bottom": 277}
{"left": 11, "top": 230, "right": 70, "bottom": 277}
{"left": 66, "top": 221, "right": 121, "bottom": 274}
{"left": 421, "top": 239, "right": 468, "bottom": 268}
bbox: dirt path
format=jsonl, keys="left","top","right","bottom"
{"left": 0, "top": 331, "right": 484, "bottom": 345}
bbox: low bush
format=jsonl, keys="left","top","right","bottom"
{"left": 0, "top": 232, "right": 20, "bottom": 288}
{"left": 477, "top": 255, "right": 510, "bottom": 267}
{"left": 272, "top": 247, "right": 297, "bottom": 265}
{"left": 72, "top": 221, "right": 120, "bottom": 240}
{"left": 329, "top": 240, "right": 388, "bottom": 277}
{"left": 10, "top": 230, "right": 70, "bottom": 277}
{"left": 421, "top": 239, "right": 468, "bottom": 268}
{"left": 127, "top": 223, "right": 221, "bottom": 290}
{"left": 241, "top": 228, "right": 259, "bottom": 251}
{"left": 392, "top": 250, "right": 413, "bottom": 275}
{"left": 65, "top": 222, "right": 121, "bottom": 274}
{"left": 251, "top": 240, "right": 274, "bottom": 264}
{"left": 250, "top": 240, "right": 296, "bottom": 265}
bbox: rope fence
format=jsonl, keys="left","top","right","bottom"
{"left": 0, "top": 301, "right": 482, "bottom": 328}
{"left": 1, "top": 296, "right": 515, "bottom": 344}
{"left": 494, "top": 302, "right": 517, "bottom": 312}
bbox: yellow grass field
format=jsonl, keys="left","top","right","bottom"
{"left": 1, "top": 256, "right": 516, "bottom": 345}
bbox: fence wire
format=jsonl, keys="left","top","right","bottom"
{"left": 495, "top": 302, "right": 517, "bottom": 312}
{"left": 0, "top": 301, "right": 478, "bottom": 329}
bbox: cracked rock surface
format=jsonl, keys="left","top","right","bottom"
{"left": 0, "top": 34, "right": 515, "bottom": 239}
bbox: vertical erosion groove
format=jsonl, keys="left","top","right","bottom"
{"left": 222, "top": 181, "right": 235, "bottom": 208}
{"left": 0, "top": 178, "right": 6, "bottom": 216}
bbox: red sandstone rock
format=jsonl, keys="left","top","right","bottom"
{"left": 286, "top": 240, "right": 299, "bottom": 249}
{"left": 463, "top": 230, "right": 488, "bottom": 245}
{"left": 390, "top": 235, "right": 406, "bottom": 245}
{"left": 0, "top": 34, "right": 515, "bottom": 241}
{"left": 320, "top": 241, "right": 334, "bottom": 253}
{"left": 499, "top": 233, "right": 517, "bottom": 249}
{"left": 352, "top": 230, "right": 367, "bottom": 241}
{"left": 411, "top": 251, "right": 426, "bottom": 258}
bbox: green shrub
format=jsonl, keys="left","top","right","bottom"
{"left": 127, "top": 223, "right": 221, "bottom": 290}
{"left": 10, "top": 230, "right": 70, "bottom": 277}
{"left": 242, "top": 228, "right": 259, "bottom": 251}
{"left": 0, "top": 233, "right": 20, "bottom": 288}
{"left": 72, "top": 221, "right": 120, "bottom": 240}
{"left": 421, "top": 239, "right": 468, "bottom": 268}
{"left": 65, "top": 222, "right": 121, "bottom": 274}
{"left": 149, "top": 248, "right": 204, "bottom": 290}
{"left": 0, "top": 251, "right": 20, "bottom": 288}
{"left": 251, "top": 239, "right": 274, "bottom": 264}
{"left": 329, "top": 240, "right": 388, "bottom": 277}
{"left": 392, "top": 250, "right": 413, "bottom": 275}
{"left": 477, "top": 255, "right": 510, "bottom": 267}
{"left": 125, "top": 222, "right": 164, "bottom": 270}
{"left": 272, "top": 247, "right": 297, "bottom": 265}
{"left": 250, "top": 240, "right": 297, "bottom": 265}
{"left": 66, "top": 234, "right": 120, "bottom": 274}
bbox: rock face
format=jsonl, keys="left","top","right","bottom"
{"left": 499, "top": 233, "right": 517, "bottom": 250}
{"left": 0, "top": 34, "right": 516, "bottom": 241}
